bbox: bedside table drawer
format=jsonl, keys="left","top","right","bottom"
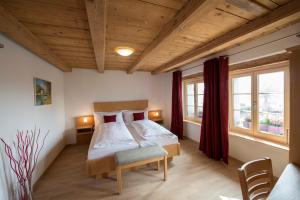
{"left": 77, "top": 132, "right": 92, "bottom": 145}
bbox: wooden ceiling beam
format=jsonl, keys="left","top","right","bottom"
{"left": 127, "top": 0, "right": 220, "bottom": 74}
{"left": 85, "top": 0, "right": 107, "bottom": 73}
{"left": 226, "top": 0, "right": 270, "bottom": 13}
{"left": 182, "top": 52, "right": 289, "bottom": 79}
{"left": 230, "top": 52, "right": 290, "bottom": 71}
{"left": 0, "top": 4, "right": 71, "bottom": 72}
{"left": 248, "top": 0, "right": 273, "bottom": 11}
{"left": 153, "top": 0, "right": 300, "bottom": 74}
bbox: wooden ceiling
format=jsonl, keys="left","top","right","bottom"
{"left": 0, "top": 0, "right": 299, "bottom": 73}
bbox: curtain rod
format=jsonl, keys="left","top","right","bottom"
{"left": 181, "top": 32, "right": 300, "bottom": 72}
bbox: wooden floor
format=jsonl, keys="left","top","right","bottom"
{"left": 34, "top": 139, "right": 243, "bottom": 200}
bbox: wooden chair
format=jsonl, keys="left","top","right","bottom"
{"left": 238, "top": 158, "right": 274, "bottom": 200}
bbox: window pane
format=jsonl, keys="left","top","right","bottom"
{"left": 197, "top": 106, "right": 203, "bottom": 119}
{"left": 233, "top": 94, "right": 251, "bottom": 110}
{"left": 233, "top": 76, "right": 251, "bottom": 94}
{"left": 187, "top": 106, "right": 195, "bottom": 117}
{"left": 232, "top": 76, "right": 252, "bottom": 129}
{"left": 234, "top": 110, "right": 252, "bottom": 129}
{"left": 197, "top": 94, "right": 204, "bottom": 107}
{"left": 187, "top": 95, "right": 194, "bottom": 106}
{"left": 259, "top": 112, "right": 284, "bottom": 135}
{"left": 258, "top": 71, "right": 284, "bottom": 136}
{"left": 187, "top": 84, "right": 194, "bottom": 95}
{"left": 259, "top": 72, "right": 284, "bottom": 93}
{"left": 259, "top": 94, "right": 284, "bottom": 113}
{"left": 197, "top": 83, "right": 204, "bottom": 94}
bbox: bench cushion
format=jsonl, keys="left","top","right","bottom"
{"left": 115, "top": 145, "right": 168, "bottom": 166}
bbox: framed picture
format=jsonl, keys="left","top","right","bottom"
{"left": 34, "top": 78, "right": 52, "bottom": 106}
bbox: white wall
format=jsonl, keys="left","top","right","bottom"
{"left": 0, "top": 34, "right": 66, "bottom": 199}
{"left": 183, "top": 121, "right": 288, "bottom": 176}
{"left": 184, "top": 122, "right": 201, "bottom": 142}
{"left": 64, "top": 69, "right": 172, "bottom": 144}
{"left": 229, "top": 135, "right": 288, "bottom": 176}
{"left": 180, "top": 22, "right": 300, "bottom": 177}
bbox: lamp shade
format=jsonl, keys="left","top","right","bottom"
{"left": 115, "top": 46, "right": 135, "bottom": 56}
{"left": 148, "top": 110, "right": 162, "bottom": 120}
{"left": 76, "top": 115, "right": 94, "bottom": 129}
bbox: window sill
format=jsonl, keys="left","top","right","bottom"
{"left": 229, "top": 132, "right": 289, "bottom": 151}
{"left": 183, "top": 119, "right": 201, "bottom": 126}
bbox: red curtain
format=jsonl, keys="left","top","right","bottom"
{"left": 171, "top": 71, "right": 184, "bottom": 139}
{"left": 199, "top": 56, "right": 229, "bottom": 163}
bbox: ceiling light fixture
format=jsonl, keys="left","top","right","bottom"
{"left": 115, "top": 46, "right": 135, "bottom": 56}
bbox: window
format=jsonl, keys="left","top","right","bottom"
{"left": 183, "top": 78, "right": 204, "bottom": 123}
{"left": 229, "top": 65, "right": 289, "bottom": 144}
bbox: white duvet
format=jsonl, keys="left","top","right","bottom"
{"left": 131, "top": 120, "right": 171, "bottom": 138}
{"left": 93, "top": 122, "right": 136, "bottom": 148}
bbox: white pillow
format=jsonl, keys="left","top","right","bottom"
{"left": 122, "top": 110, "right": 148, "bottom": 123}
{"left": 94, "top": 112, "right": 123, "bottom": 126}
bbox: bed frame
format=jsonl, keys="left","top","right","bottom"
{"left": 86, "top": 99, "right": 181, "bottom": 177}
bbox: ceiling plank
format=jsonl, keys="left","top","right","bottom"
{"left": 85, "top": 0, "right": 106, "bottom": 73}
{"left": 0, "top": 3, "right": 71, "bottom": 72}
{"left": 127, "top": 0, "right": 220, "bottom": 74}
{"left": 153, "top": 0, "right": 300, "bottom": 73}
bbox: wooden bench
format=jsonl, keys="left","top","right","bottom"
{"left": 114, "top": 145, "right": 168, "bottom": 194}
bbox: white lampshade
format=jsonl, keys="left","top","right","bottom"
{"left": 115, "top": 46, "right": 135, "bottom": 56}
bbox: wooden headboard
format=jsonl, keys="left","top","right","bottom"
{"left": 93, "top": 100, "right": 148, "bottom": 112}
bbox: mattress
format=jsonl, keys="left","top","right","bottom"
{"left": 126, "top": 122, "right": 178, "bottom": 147}
{"left": 88, "top": 123, "right": 139, "bottom": 160}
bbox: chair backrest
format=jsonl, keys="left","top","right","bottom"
{"left": 237, "top": 158, "right": 274, "bottom": 200}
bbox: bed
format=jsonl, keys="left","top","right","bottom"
{"left": 88, "top": 122, "right": 139, "bottom": 160}
{"left": 126, "top": 120, "right": 179, "bottom": 147}
{"left": 86, "top": 100, "right": 181, "bottom": 177}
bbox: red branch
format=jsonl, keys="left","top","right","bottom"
{"left": 0, "top": 129, "right": 48, "bottom": 200}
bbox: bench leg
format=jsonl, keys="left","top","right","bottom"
{"left": 102, "top": 172, "right": 109, "bottom": 178}
{"left": 96, "top": 172, "right": 109, "bottom": 180}
{"left": 116, "top": 166, "right": 122, "bottom": 194}
{"left": 168, "top": 157, "right": 173, "bottom": 162}
{"left": 164, "top": 156, "right": 167, "bottom": 181}
{"left": 157, "top": 160, "right": 160, "bottom": 171}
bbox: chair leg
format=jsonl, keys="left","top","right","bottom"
{"left": 116, "top": 166, "right": 122, "bottom": 194}
{"left": 164, "top": 156, "right": 167, "bottom": 181}
{"left": 157, "top": 160, "right": 160, "bottom": 171}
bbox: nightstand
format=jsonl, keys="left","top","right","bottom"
{"left": 148, "top": 110, "right": 164, "bottom": 125}
{"left": 151, "top": 118, "right": 164, "bottom": 125}
{"left": 75, "top": 115, "right": 94, "bottom": 145}
{"left": 76, "top": 125, "right": 94, "bottom": 145}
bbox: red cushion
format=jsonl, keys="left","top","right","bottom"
{"left": 133, "top": 112, "right": 144, "bottom": 121}
{"left": 103, "top": 115, "right": 116, "bottom": 123}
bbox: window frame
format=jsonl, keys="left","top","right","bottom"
{"left": 183, "top": 77, "right": 204, "bottom": 124}
{"left": 229, "top": 63, "right": 290, "bottom": 145}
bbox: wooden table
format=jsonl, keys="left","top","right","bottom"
{"left": 268, "top": 164, "right": 300, "bottom": 200}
